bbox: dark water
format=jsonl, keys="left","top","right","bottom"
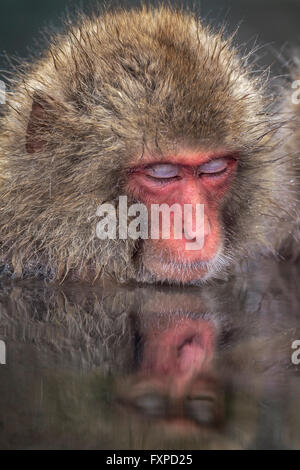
{"left": 0, "top": 258, "right": 299, "bottom": 449}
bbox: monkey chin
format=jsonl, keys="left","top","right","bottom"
{"left": 140, "top": 245, "right": 226, "bottom": 286}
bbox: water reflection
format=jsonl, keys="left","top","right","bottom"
{"left": 0, "top": 259, "right": 300, "bottom": 449}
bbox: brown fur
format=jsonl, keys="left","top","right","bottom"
{"left": 0, "top": 5, "right": 296, "bottom": 285}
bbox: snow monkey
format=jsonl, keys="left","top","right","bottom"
{"left": 0, "top": 5, "right": 296, "bottom": 285}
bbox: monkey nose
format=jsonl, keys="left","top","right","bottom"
{"left": 182, "top": 213, "right": 211, "bottom": 241}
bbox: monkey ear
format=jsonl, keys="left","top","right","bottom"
{"left": 26, "top": 94, "right": 51, "bottom": 154}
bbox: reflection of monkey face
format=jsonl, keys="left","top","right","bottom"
{"left": 118, "top": 316, "right": 225, "bottom": 433}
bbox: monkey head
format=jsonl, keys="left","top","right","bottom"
{"left": 0, "top": 6, "right": 295, "bottom": 285}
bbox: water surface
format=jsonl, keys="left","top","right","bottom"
{"left": 0, "top": 259, "right": 299, "bottom": 449}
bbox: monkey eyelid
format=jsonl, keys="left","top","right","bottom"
{"left": 197, "top": 157, "right": 229, "bottom": 175}
{"left": 144, "top": 163, "right": 180, "bottom": 179}
{"left": 197, "top": 155, "right": 240, "bottom": 178}
{"left": 129, "top": 155, "right": 237, "bottom": 182}
{"left": 130, "top": 163, "right": 180, "bottom": 179}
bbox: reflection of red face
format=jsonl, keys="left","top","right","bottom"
{"left": 127, "top": 150, "right": 238, "bottom": 282}
{"left": 141, "top": 318, "right": 216, "bottom": 396}
{"left": 118, "top": 318, "right": 222, "bottom": 433}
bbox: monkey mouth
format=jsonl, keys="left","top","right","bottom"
{"left": 139, "top": 246, "right": 226, "bottom": 284}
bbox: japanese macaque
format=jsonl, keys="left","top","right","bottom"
{"left": 0, "top": 5, "right": 296, "bottom": 285}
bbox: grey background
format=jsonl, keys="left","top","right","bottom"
{"left": 0, "top": 0, "right": 300, "bottom": 75}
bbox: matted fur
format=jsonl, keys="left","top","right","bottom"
{"left": 0, "top": 5, "right": 296, "bottom": 285}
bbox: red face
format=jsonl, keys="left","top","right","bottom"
{"left": 127, "top": 150, "right": 238, "bottom": 283}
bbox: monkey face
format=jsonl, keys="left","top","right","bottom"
{"left": 127, "top": 150, "right": 238, "bottom": 283}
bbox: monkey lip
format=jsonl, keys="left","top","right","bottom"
{"left": 144, "top": 257, "right": 212, "bottom": 282}
{"left": 142, "top": 247, "right": 222, "bottom": 283}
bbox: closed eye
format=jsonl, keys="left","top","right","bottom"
{"left": 198, "top": 157, "right": 230, "bottom": 177}
{"left": 140, "top": 163, "right": 181, "bottom": 184}
{"left": 144, "top": 163, "right": 180, "bottom": 179}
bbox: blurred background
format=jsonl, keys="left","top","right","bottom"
{"left": 0, "top": 0, "right": 300, "bottom": 77}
